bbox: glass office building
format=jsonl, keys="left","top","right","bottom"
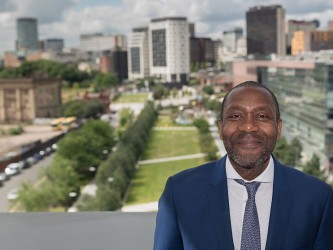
{"left": 258, "top": 63, "right": 333, "bottom": 172}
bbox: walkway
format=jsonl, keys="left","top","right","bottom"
{"left": 138, "top": 153, "right": 206, "bottom": 165}
{"left": 209, "top": 125, "right": 226, "bottom": 157}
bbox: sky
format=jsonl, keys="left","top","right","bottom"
{"left": 0, "top": 0, "right": 333, "bottom": 57}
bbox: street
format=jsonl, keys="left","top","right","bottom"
{"left": 0, "top": 154, "right": 54, "bottom": 212}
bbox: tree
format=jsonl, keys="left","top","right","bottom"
{"left": 274, "top": 137, "right": 296, "bottom": 166}
{"left": 94, "top": 72, "right": 118, "bottom": 91}
{"left": 57, "top": 121, "right": 116, "bottom": 178}
{"left": 19, "top": 182, "right": 57, "bottom": 212}
{"left": 302, "top": 154, "right": 327, "bottom": 181}
{"left": 291, "top": 137, "right": 303, "bottom": 164}
{"left": 203, "top": 86, "right": 214, "bottom": 95}
{"left": 61, "top": 99, "right": 104, "bottom": 119}
{"left": 44, "top": 156, "right": 81, "bottom": 207}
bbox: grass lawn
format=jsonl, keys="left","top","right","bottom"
{"left": 125, "top": 157, "right": 207, "bottom": 205}
{"left": 114, "top": 93, "right": 149, "bottom": 103}
{"left": 154, "top": 115, "right": 193, "bottom": 127}
{"left": 142, "top": 129, "right": 201, "bottom": 160}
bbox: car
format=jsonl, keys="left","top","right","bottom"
{"left": 51, "top": 143, "right": 58, "bottom": 151}
{"left": 44, "top": 147, "right": 52, "bottom": 156}
{"left": 5, "top": 162, "right": 23, "bottom": 176}
{"left": 0, "top": 172, "right": 9, "bottom": 181}
{"left": 7, "top": 189, "right": 19, "bottom": 200}
{"left": 19, "top": 160, "right": 29, "bottom": 169}
{"left": 26, "top": 156, "right": 37, "bottom": 167}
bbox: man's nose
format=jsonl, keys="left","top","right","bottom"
{"left": 238, "top": 115, "right": 259, "bottom": 132}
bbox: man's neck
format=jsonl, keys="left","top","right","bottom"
{"left": 229, "top": 159, "right": 270, "bottom": 181}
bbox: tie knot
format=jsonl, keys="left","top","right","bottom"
{"left": 234, "top": 179, "right": 261, "bottom": 198}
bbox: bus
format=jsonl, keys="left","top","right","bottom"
{"left": 50, "top": 117, "right": 77, "bottom": 131}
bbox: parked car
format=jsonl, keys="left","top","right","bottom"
{"left": 0, "top": 172, "right": 9, "bottom": 182}
{"left": 5, "top": 162, "right": 23, "bottom": 176}
{"left": 26, "top": 156, "right": 37, "bottom": 167}
{"left": 7, "top": 189, "right": 19, "bottom": 200}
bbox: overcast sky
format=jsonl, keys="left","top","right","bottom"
{"left": 0, "top": 0, "right": 333, "bottom": 56}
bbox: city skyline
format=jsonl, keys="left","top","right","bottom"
{"left": 0, "top": 0, "right": 333, "bottom": 56}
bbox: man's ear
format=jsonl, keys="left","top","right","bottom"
{"left": 277, "top": 119, "right": 282, "bottom": 140}
{"left": 218, "top": 119, "right": 223, "bottom": 140}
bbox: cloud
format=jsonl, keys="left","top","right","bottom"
{"left": 14, "top": 0, "right": 79, "bottom": 23}
{"left": 1, "top": 0, "right": 333, "bottom": 56}
{"left": 0, "top": 0, "right": 16, "bottom": 12}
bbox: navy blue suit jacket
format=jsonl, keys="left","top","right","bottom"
{"left": 154, "top": 156, "right": 333, "bottom": 250}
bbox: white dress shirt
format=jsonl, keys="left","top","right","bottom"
{"left": 226, "top": 156, "right": 274, "bottom": 250}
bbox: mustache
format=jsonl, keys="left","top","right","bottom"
{"left": 231, "top": 132, "right": 265, "bottom": 142}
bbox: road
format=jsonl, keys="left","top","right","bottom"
{"left": 0, "top": 154, "right": 54, "bottom": 212}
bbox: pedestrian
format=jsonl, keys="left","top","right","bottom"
{"left": 154, "top": 81, "right": 333, "bottom": 250}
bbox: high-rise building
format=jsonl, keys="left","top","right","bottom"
{"left": 190, "top": 37, "right": 215, "bottom": 67}
{"left": 16, "top": 17, "right": 39, "bottom": 51}
{"left": 292, "top": 31, "right": 333, "bottom": 55}
{"left": 42, "top": 39, "right": 64, "bottom": 52}
{"left": 80, "top": 33, "right": 127, "bottom": 52}
{"left": 223, "top": 28, "right": 243, "bottom": 53}
{"left": 127, "top": 27, "right": 150, "bottom": 80}
{"left": 149, "top": 17, "right": 190, "bottom": 84}
{"left": 287, "top": 20, "right": 318, "bottom": 54}
{"left": 246, "top": 5, "right": 286, "bottom": 56}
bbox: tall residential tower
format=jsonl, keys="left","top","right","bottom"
{"left": 246, "top": 5, "right": 286, "bottom": 56}
{"left": 16, "top": 17, "right": 39, "bottom": 51}
{"left": 128, "top": 27, "right": 150, "bottom": 80}
{"left": 149, "top": 17, "right": 190, "bottom": 83}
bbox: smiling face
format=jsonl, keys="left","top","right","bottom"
{"left": 219, "top": 86, "right": 282, "bottom": 178}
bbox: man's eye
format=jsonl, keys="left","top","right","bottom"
{"left": 229, "top": 114, "right": 241, "bottom": 119}
{"left": 257, "top": 114, "right": 269, "bottom": 120}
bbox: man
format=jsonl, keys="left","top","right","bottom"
{"left": 154, "top": 81, "right": 333, "bottom": 250}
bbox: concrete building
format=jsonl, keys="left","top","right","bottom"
{"left": 231, "top": 55, "right": 333, "bottom": 172}
{"left": 292, "top": 31, "right": 333, "bottom": 55}
{"left": 246, "top": 5, "right": 286, "bottom": 56}
{"left": 3, "top": 51, "right": 42, "bottom": 68}
{"left": 149, "top": 17, "right": 190, "bottom": 83}
{"left": 0, "top": 78, "right": 61, "bottom": 122}
{"left": 100, "top": 50, "right": 128, "bottom": 82}
{"left": 328, "top": 20, "right": 333, "bottom": 31}
{"left": 42, "top": 39, "right": 64, "bottom": 52}
{"left": 190, "top": 37, "right": 216, "bottom": 67}
{"left": 287, "top": 20, "right": 318, "bottom": 54}
{"left": 127, "top": 27, "right": 150, "bottom": 80}
{"left": 223, "top": 28, "right": 243, "bottom": 53}
{"left": 80, "top": 33, "right": 127, "bottom": 52}
{"left": 16, "top": 18, "right": 39, "bottom": 51}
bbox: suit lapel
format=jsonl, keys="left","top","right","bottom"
{"left": 207, "top": 157, "right": 234, "bottom": 250}
{"left": 265, "top": 158, "right": 293, "bottom": 249}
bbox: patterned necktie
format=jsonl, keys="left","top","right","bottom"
{"left": 235, "top": 179, "right": 261, "bottom": 250}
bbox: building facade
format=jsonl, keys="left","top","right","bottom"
{"left": 287, "top": 20, "right": 318, "bottom": 54}
{"left": 190, "top": 37, "right": 216, "bottom": 67}
{"left": 80, "top": 33, "right": 127, "bottom": 52}
{"left": 223, "top": 28, "right": 243, "bottom": 53}
{"left": 127, "top": 27, "right": 150, "bottom": 80}
{"left": 42, "top": 39, "right": 64, "bottom": 52}
{"left": 292, "top": 31, "right": 333, "bottom": 55}
{"left": 246, "top": 5, "right": 286, "bottom": 56}
{"left": 100, "top": 50, "right": 128, "bottom": 82}
{"left": 16, "top": 18, "right": 39, "bottom": 51}
{"left": 149, "top": 17, "right": 190, "bottom": 83}
{"left": 0, "top": 79, "right": 61, "bottom": 122}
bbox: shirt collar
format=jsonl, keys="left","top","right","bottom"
{"left": 226, "top": 155, "right": 274, "bottom": 183}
